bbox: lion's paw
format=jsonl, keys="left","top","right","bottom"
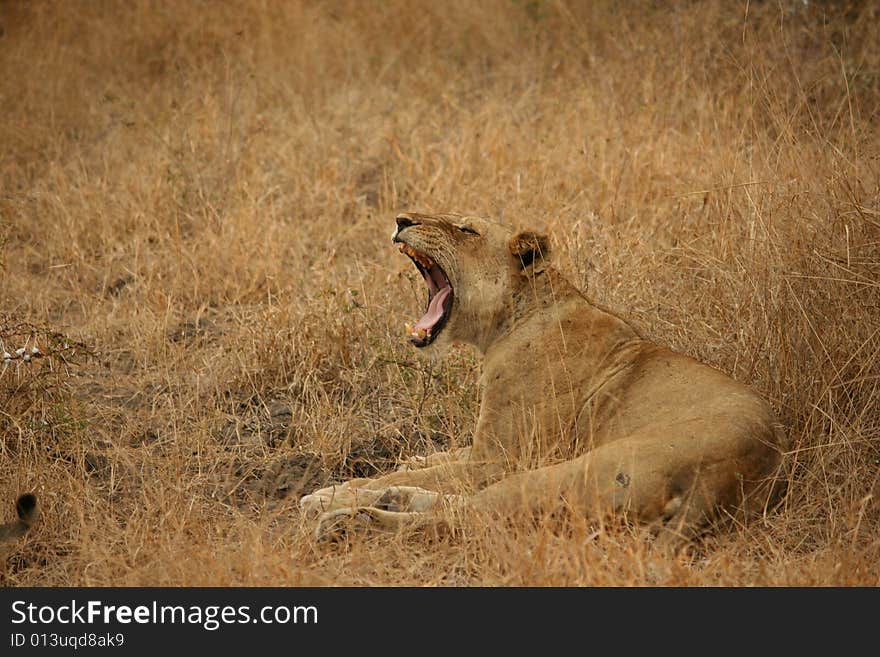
{"left": 373, "top": 486, "right": 445, "bottom": 512}
{"left": 312, "top": 497, "right": 460, "bottom": 542}
{"left": 299, "top": 485, "right": 384, "bottom": 519}
{"left": 314, "top": 507, "right": 389, "bottom": 542}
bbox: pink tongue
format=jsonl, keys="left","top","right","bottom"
{"left": 414, "top": 286, "right": 452, "bottom": 331}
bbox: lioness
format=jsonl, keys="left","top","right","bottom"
{"left": 301, "top": 213, "right": 786, "bottom": 544}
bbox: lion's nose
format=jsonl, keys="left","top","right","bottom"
{"left": 392, "top": 215, "right": 420, "bottom": 243}
{"left": 396, "top": 215, "right": 417, "bottom": 230}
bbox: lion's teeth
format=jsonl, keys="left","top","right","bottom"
{"left": 399, "top": 243, "right": 437, "bottom": 271}
{"left": 405, "top": 323, "right": 428, "bottom": 340}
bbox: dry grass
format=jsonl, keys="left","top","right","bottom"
{"left": 1, "top": 0, "right": 878, "bottom": 586}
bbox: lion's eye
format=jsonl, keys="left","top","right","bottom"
{"left": 458, "top": 225, "right": 480, "bottom": 235}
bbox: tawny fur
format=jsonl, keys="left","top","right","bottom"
{"left": 301, "top": 213, "right": 787, "bottom": 544}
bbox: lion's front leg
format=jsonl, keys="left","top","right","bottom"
{"left": 300, "top": 459, "right": 494, "bottom": 518}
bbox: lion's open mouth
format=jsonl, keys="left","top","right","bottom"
{"left": 399, "top": 243, "right": 453, "bottom": 347}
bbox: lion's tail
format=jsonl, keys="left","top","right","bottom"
{"left": 0, "top": 493, "right": 38, "bottom": 543}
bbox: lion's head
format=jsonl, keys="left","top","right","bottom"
{"left": 392, "top": 212, "right": 551, "bottom": 353}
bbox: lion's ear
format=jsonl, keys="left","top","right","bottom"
{"left": 509, "top": 231, "right": 551, "bottom": 270}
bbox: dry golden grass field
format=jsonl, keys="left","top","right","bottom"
{"left": 1, "top": 0, "right": 879, "bottom": 586}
